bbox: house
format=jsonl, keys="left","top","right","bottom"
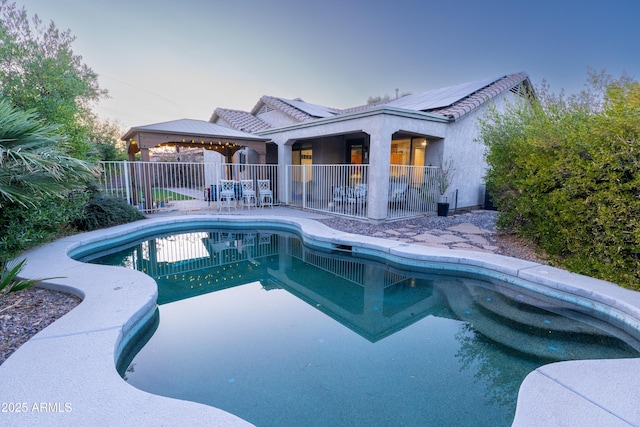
{"left": 209, "top": 72, "right": 533, "bottom": 220}
{"left": 122, "top": 72, "right": 532, "bottom": 218}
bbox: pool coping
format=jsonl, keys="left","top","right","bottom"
{"left": 1, "top": 214, "right": 639, "bottom": 426}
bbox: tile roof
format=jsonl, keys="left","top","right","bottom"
{"left": 209, "top": 72, "right": 532, "bottom": 132}
{"left": 341, "top": 72, "right": 532, "bottom": 120}
{"left": 211, "top": 108, "right": 272, "bottom": 132}
{"left": 122, "top": 118, "right": 268, "bottom": 141}
{"left": 427, "top": 72, "right": 532, "bottom": 120}
{"left": 251, "top": 96, "right": 318, "bottom": 122}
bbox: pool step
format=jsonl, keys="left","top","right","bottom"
{"left": 445, "top": 284, "right": 636, "bottom": 362}
{"left": 466, "top": 284, "right": 610, "bottom": 337}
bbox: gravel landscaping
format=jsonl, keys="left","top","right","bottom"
{"left": 1, "top": 287, "right": 81, "bottom": 365}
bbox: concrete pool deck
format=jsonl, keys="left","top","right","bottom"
{"left": 1, "top": 211, "right": 640, "bottom": 426}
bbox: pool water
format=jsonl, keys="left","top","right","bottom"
{"left": 86, "top": 228, "right": 640, "bottom": 427}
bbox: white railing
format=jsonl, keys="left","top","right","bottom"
{"left": 286, "top": 164, "right": 369, "bottom": 219}
{"left": 99, "top": 161, "right": 441, "bottom": 219}
{"left": 387, "top": 165, "right": 440, "bottom": 219}
{"left": 99, "top": 161, "right": 278, "bottom": 214}
{"left": 285, "top": 164, "right": 440, "bottom": 220}
{"left": 284, "top": 234, "right": 367, "bottom": 286}
{"left": 132, "top": 231, "right": 279, "bottom": 280}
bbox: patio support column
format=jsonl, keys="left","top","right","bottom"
{"left": 276, "top": 139, "right": 292, "bottom": 205}
{"left": 136, "top": 148, "right": 153, "bottom": 211}
{"left": 139, "top": 148, "right": 150, "bottom": 162}
{"left": 362, "top": 263, "right": 385, "bottom": 331}
{"left": 126, "top": 146, "right": 140, "bottom": 206}
{"left": 365, "top": 125, "right": 393, "bottom": 220}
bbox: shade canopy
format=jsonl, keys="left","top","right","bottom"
{"left": 122, "top": 118, "right": 270, "bottom": 161}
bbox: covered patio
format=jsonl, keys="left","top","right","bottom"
{"left": 257, "top": 107, "right": 450, "bottom": 220}
{"left": 121, "top": 119, "right": 273, "bottom": 211}
{"left": 123, "top": 118, "right": 270, "bottom": 163}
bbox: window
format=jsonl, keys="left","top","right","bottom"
{"left": 300, "top": 149, "right": 312, "bottom": 164}
{"left": 346, "top": 138, "right": 367, "bottom": 164}
{"left": 391, "top": 137, "right": 427, "bottom": 165}
{"left": 292, "top": 142, "right": 312, "bottom": 165}
{"left": 391, "top": 139, "right": 411, "bottom": 165}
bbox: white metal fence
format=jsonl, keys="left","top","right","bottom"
{"left": 286, "top": 164, "right": 370, "bottom": 219}
{"left": 285, "top": 164, "right": 441, "bottom": 219}
{"left": 387, "top": 165, "right": 440, "bottom": 219}
{"left": 131, "top": 231, "right": 279, "bottom": 280}
{"left": 99, "top": 161, "right": 278, "bottom": 214}
{"left": 99, "top": 161, "right": 441, "bottom": 219}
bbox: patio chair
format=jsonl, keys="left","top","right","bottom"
{"left": 257, "top": 179, "right": 273, "bottom": 208}
{"left": 218, "top": 180, "right": 237, "bottom": 211}
{"left": 241, "top": 232, "right": 256, "bottom": 249}
{"left": 332, "top": 185, "right": 346, "bottom": 211}
{"left": 345, "top": 183, "right": 367, "bottom": 214}
{"left": 389, "top": 181, "right": 408, "bottom": 207}
{"left": 258, "top": 232, "right": 273, "bottom": 246}
{"left": 240, "top": 179, "right": 257, "bottom": 209}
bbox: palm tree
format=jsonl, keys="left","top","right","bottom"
{"left": 0, "top": 259, "right": 41, "bottom": 300}
{"left": 0, "top": 99, "right": 98, "bottom": 208}
{"left": 0, "top": 100, "right": 98, "bottom": 296}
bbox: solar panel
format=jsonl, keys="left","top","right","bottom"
{"left": 281, "top": 98, "right": 338, "bottom": 118}
{"left": 387, "top": 76, "right": 504, "bottom": 111}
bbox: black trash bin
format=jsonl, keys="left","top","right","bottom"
{"left": 484, "top": 188, "right": 497, "bottom": 211}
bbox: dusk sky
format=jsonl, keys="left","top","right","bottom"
{"left": 16, "top": 0, "right": 640, "bottom": 130}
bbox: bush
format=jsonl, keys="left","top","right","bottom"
{"left": 74, "top": 195, "right": 144, "bottom": 231}
{"left": 0, "top": 185, "right": 144, "bottom": 261}
{"left": 480, "top": 72, "right": 640, "bottom": 289}
{"left": 0, "top": 259, "right": 40, "bottom": 300}
{"left": 0, "top": 193, "right": 89, "bottom": 262}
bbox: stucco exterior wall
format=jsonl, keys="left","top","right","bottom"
{"left": 442, "top": 90, "right": 516, "bottom": 209}
{"left": 306, "top": 135, "right": 345, "bottom": 164}
{"left": 261, "top": 111, "right": 448, "bottom": 148}
{"left": 259, "top": 96, "right": 522, "bottom": 216}
{"left": 261, "top": 111, "right": 449, "bottom": 219}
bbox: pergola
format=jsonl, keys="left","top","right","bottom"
{"left": 121, "top": 119, "right": 271, "bottom": 209}
{"left": 122, "top": 118, "right": 270, "bottom": 163}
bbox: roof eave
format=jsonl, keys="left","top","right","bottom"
{"left": 254, "top": 106, "right": 451, "bottom": 136}
{"left": 123, "top": 129, "right": 268, "bottom": 142}
{"left": 122, "top": 125, "right": 269, "bottom": 142}
{"left": 429, "top": 72, "right": 534, "bottom": 121}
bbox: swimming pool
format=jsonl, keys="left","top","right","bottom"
{"left": 82, "top": 227, "right": 640, "bottom": 427}
{"left": 4, "top": 214, "right": 640, "bottom": 426}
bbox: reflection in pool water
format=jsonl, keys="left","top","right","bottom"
{"left": 85, "top": 229, "right": 640, "bottom": 427}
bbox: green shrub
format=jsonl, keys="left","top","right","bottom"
{"left": 0, "top": 184, "right": 143, "bottom": 261}
{"left": 1, "top": 259, "right": 40, "bottom": 301}
{"left": 480, "top": 72, "right": 640, "bottom": 289}
{"left": 73, "top": 195, "right": 144, "bottom": 231}
{"left": 0, "top": 193, "right": 89, "bottom": 262}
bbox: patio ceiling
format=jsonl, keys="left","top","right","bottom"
{"left": 122, "top": 118, "right": 270, "bottom": 161}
